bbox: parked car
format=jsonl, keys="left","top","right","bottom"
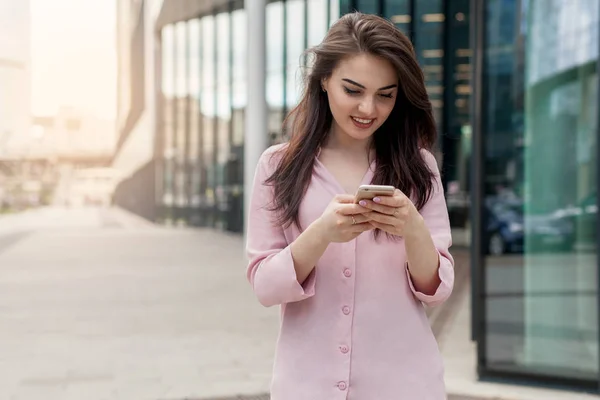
{"left": 484, "top": 197, "right": 574, "bottom": 255}
{"left": 484, "top": 197, "right": 524, "bottom": 255}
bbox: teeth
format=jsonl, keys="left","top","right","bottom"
{"left": 352, "top": 117, "right": 373, "bottom": 124}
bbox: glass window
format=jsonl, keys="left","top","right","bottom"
{"left": 385, "top": 0, "right": 410, "bottom": 36}
{"left": 216, "top": 11, "right": 231, "bottom": 156}
{"left": 175, "top": 22, "right": 187, "bottom": 99}
{"left": 330, "top": 0, "right": 340, "bottom": 27}
{"left": 308, "top": 0, "right": 328, "bottom": 47}
{"left": 267, "top": 2, "right": 284, "bottom": 74}
{"left": 188, "top": 19, "right": 201, "bottom": 208}
{"left": 286, "top": 0, "right": 305, "bottom": 111}
{"left": 175, "top": 22, "right": 187, "bottom": 209}
{"left": 480, "top": 0, "right": 599, "bottom": 384}
{"left": 266, "top": 2, "right": 285, "bottom": 142}
{"left": 161, "top": 25, "right": 175, "bottom": 207}
{"left": 414, "top": 0, "right": 444, "bottom": 131}
{"left": 229, "top": 9, "right": 246, "bottom": 232}
{"left": 339, "top": 0, "right": 351, "bottom": 15}
{"left": 356, "top": 0, "right": 379, "bottom": 15}
{"left": 215, "top": 12, "right": 231, "bottom": 230}
{"left": 441, "top": 0, "right": 471, "bottom": 233}
{"left": 231, "top": 9, "right": 247, "bottom": 147}
{"left": 201, "top": 16, "right": 216, "bottom": 211}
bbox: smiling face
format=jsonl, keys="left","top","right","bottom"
{"left": 322, "top": 53, "right": 398, "bottom": 144}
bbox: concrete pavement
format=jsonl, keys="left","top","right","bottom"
{"left": 0, "top": 206, "right": 599, "bottom": 400}
{"left": 0, "top": 207, "right": 279, "bottom": 400}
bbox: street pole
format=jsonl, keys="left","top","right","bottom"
{"left": 244, "top": 0, "right": 268, "bottom": 241}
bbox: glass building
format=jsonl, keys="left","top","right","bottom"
{"left": 114, "top": 0, "right": 600, "bottom": 393}
{"left": 139, "top": 0, "right": 471, "bottom": 234}
{"left": 471, "top": 0, "right": 600, "bottom": 391}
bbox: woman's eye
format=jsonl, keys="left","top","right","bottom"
{"left": 343, "top": 87, "right": 360, "bottom": 95}
{"left": 379, "top": 93, "right": 394, "bottom": 99}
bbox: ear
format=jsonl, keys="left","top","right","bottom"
{"left": 321, "top": 78, "right": 328, "bottom": 92}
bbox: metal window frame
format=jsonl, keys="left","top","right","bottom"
{"left": 596, "top": 0, "right": 600, "bottom": 391}
{"left": 471, "top": 0, "right": 600, "bottom": 392}
{"left": 469, "top": 0, "right": 483, "bottom": 347}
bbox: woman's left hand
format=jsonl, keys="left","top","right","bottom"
{"left": 358, "top": 189, "right": 423, "bottom": 237}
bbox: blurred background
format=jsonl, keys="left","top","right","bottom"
{"left": 1, "top": 0, "right": 600, "bottom": 399}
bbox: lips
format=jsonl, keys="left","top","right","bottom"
{"left": 351, "top": 116, "right": 374, "bottom": 129}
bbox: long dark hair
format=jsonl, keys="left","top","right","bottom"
{"left": 266, "top": 12, "right": 437, "bottom": 229}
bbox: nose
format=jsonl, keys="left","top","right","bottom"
{"left": 358, "top": 96, "right": 375, "bottom": 116}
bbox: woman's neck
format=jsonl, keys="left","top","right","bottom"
{"left": 323, "top": 124, "right": 372, "bottom": 159}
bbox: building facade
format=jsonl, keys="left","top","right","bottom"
{"left": 114, "top": 0, "right": 600, "bottom": 393}
{"left": 113, "top": 0, "right": 163, "bottom": 221}
{"left": 114, "top": 0, "right": 471, "bottom": 233}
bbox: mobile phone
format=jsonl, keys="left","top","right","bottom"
{"left": 354, "top": 185, "right": 395, "bottom": 203}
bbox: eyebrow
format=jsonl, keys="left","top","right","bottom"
{"left": 342, "top": 78, "right": 397, "bottom": 91}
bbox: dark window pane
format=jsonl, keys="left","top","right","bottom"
{"left": 414, "top": 0, "right": 444, "bottom": 132}
{"left": 385, "top": 0, "right": 410, "bottom": 36}
{"left": 356, "top": 0, "right": 379, "bottom": 14}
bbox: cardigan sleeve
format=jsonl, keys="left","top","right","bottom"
{"left": 245, "top": 147, "right": 316, "bottom": 307}
{"left": 405, "top": 149, "right": 455, "bottom": 307}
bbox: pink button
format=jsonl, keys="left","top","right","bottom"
{"left": 342, "top": 306, "right": 351, "bottom": 315}
{"left": 340, "top": 345, "right": 349, "bottom": 354}
{"left": 343, "top": 268, "right": 352, "bottom": 277}
{"left": 338, "top": 381, "right": 347, "bottom": 391}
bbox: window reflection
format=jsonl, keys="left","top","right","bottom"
{"left": 482, "top": 0, "right": 599, "bottom": 383}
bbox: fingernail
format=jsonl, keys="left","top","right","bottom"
{"left": 359, "top": 200, "right": 367, "bottom": 207}
{"left": 373, "top": 197, "right": 381, "bottom": 203}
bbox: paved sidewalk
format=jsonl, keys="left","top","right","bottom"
{"left": 441, "top": 283, "right": 600, "bottom": 400}
{"left": 1, "top": 207, "right": 599, "bottom": 400}
{"left": 0, "top": 209, "right": 278, "bottom": 400}
{"left": 0, "top": 205, "right": 160, "bottom": 234}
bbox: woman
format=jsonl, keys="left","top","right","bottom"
{"left": 246, "top": 12, "right": 454, "bottom": 399}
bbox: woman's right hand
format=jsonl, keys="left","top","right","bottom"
{"left": 315, "top": 194, "right": 374, "bottom": 243}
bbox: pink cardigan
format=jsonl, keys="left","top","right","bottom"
{"left": 246, "top": 144, "right": 454, "bottom": 399}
